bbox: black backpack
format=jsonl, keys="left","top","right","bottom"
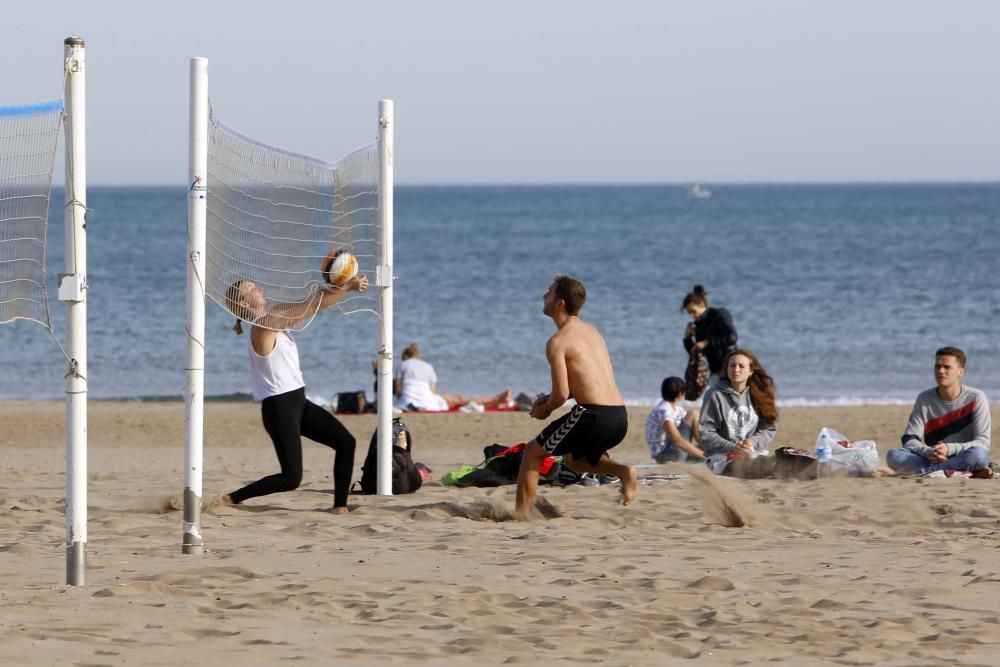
{"left": 356, "top": 418, "right": 423, "bottom": 495}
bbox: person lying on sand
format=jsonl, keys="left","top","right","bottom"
{"left": 393, "top": 342, "right": 511, "bottom": 411}
{"left": 514, "top": 275, "right": 637, "bottom": 518}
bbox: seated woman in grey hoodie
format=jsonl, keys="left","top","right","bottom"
{"left": 699, "top": 349, "right": 779, "bottom": 477}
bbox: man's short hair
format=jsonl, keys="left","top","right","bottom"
{"left": 936, "top": 346, "right": 966, "bottom": 368}
{"left": 553, "top": 275, "right": 586, "bottom": 316}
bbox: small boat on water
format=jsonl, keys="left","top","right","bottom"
{"left": 688, "top": 184, "right": 712, "bottom": 199}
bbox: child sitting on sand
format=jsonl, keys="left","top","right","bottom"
{"left": 645, "top": 377, "right": 703, "bottom": 463}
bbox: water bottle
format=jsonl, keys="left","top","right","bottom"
{"left": 815, "top": 428, "right": 833, "bottom": 477}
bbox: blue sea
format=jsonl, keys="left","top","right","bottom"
{"left": 2, "top": 184, "right": 998, "bottom": 406}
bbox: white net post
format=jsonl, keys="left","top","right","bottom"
{"left": 61, "top": 37, "right": 88, "bottom": 586}
{"left": 183, "top": 57, "right": 208, "bottom": 555}
{"left": 375, "top": 100, "right": 394, "bottom": 495}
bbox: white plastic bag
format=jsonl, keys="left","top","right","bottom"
{"left": 816, "top": 428, "right": 879, "bottom": 476}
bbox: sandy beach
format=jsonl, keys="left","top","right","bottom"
{"left": 2, "top": 400, "right": 1000, "bottom": 666}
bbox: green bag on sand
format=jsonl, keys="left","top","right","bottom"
{"left": 440, "top": 465, "right": 478, "bottom": 486}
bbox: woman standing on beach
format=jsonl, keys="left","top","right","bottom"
{"left": 699, "top": 349, "right": 778, "bottom": 478}
{"left": 681, "top": 285, "right": 739, "bottom": 386}
{"left": 219, "top": 275, "right": 368, "bottom": 514}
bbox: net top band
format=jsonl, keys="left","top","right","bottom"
{"left": 0, "top": 100, "right": 64, "bottom": 119}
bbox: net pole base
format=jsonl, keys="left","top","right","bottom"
{"left": 66, "top": 541, "right": 86, "bottom": 586}
{"left": 181, "top": 487, "right": 204, "bottom": 555}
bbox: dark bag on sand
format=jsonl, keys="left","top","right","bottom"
{"left": 773, "top": 446, "right": 818, "bottom": 480}
{"left": 337, "top": 390, "right": 367, "bottom": 414}
{"left": 452, "top": 443, "right": 571, "bottom": 488}
{"left": 356, "top": 418, "right": 423, "bottom": 495}
{"left": 684, "top": 350, "right": 709, "bottom": 401}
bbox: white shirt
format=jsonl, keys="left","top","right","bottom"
{"left": 394, "top": 358, "right": 448, "bottom": 411}
{"left": 248, "top": 331, "right": 305, "bottom": 401}
{"left": 645, "top": 400, "right": 687, "bottom": 458}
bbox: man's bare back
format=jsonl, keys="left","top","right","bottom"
{"left": 549, "top": 318, "right": 623, "bottom": 407}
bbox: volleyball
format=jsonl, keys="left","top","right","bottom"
{"left": 321, "top": 249, "right": 358, "bottom": 287}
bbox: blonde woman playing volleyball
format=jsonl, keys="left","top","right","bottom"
{"left": 219, "top": 275, "right": 368, "bottom": 514}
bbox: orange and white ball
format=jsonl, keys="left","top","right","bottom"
{"left": 321, "top": 249, "right": 359, "bottom": 287}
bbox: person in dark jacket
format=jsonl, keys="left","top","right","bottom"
{"left": 681, "top": 285, "right": 738, "bottom": 384}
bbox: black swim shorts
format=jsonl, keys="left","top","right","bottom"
{"left": 536, "top": 404, "right": 628, "bottom": 467}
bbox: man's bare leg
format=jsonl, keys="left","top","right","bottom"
{"left": 564, "top": 454, "right": 638, "bottom": 506}
{"left": 514, "top": 440, "right": 548, "bottom": 518}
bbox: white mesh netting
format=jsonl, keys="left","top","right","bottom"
{"left": 205, "top": 111, "right": 380, "bottom": 332}
{"left": 0, "top": 100, "right": 63, "bottom": 329}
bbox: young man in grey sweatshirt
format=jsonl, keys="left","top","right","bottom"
{"left": 886, "top": 347, "right": 992, "bottom": 477}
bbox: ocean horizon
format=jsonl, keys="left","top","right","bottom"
{"left": 1, "top": 182, "right": 997, "bottom": 407}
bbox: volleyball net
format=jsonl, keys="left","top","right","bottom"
{"left": 0, "top": 38, "right": 89, "bottom": 587}
{"left": 205, "top": 113, "right": 381, "bottom": 332}
{"left": 0, "top": 99, "right": 64, "bottom": 330}
{"left": 186, "top": 55, "right": 395, "bottom": 556}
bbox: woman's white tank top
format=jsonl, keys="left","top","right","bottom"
{"left": 248, "top": 331, "right": 305, "bottom": 401}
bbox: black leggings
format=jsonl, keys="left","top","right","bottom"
{"left": 229, "top": 387, "right": 356, "bottom": 508}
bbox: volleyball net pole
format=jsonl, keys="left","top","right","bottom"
{"left": 375, "top": 100, "right": 394, "bottom": 495}
{"left": 191, "top": 77, "right": 393, "bottom": 514}
{"left": 61, "top": 37, "right": 88, "bottom": 586}
{"left": 183, "top": 57, "right": 208, "bottom": 555}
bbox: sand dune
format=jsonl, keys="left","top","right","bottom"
{"left": 2, "top": 401, "right": 1000, "bottom": 665}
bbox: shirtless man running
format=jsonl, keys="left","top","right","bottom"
{"left": 514, "top": 275, "right": 637, "bottom": 518}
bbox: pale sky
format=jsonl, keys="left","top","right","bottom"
{"left": 3, "top": 0, "right": 998, "bottom": 184}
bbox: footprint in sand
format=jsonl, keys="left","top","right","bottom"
{"left": 687, "top": 575, "right": 736, "bottom": 591}
{"left": 404, "top": 496, "right": 563, "bottom": 522}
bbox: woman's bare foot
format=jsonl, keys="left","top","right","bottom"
{"left": 971, "top": 467, "right": 996, "bottom": 480}
{"left": 216, "top": 492, "right": 235, "bottom": 505}
{"left": 481, "top": 388, "right": 513, "bottom": 409}
{"left": 330, "top": 505, "right": 350, "bottom": 515}
{"left": 619, "top": 466, "right": 638, "bottom": 506}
